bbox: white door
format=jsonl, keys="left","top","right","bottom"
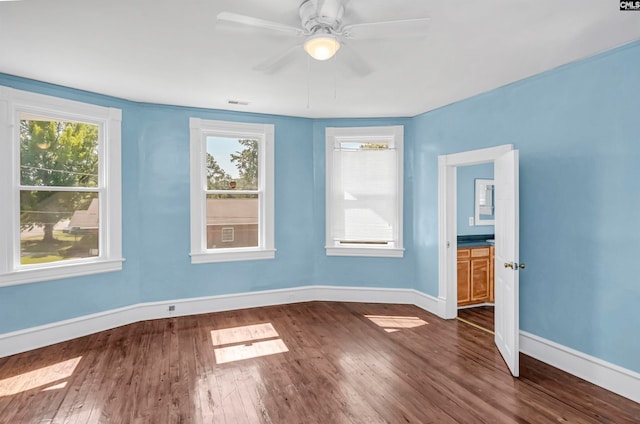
{"left": 494, "top": 149, "right": 520, "bottom": 377}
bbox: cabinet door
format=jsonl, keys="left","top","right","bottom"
{"left": 470, "top": 257, "right": 490, "bottom": 302}
{"left": 457, "top": 250, "right": 471, "bottom": 304}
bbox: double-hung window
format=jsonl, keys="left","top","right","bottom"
{"left": 0, "top": 86, "right": 123, "bottom": 286}
{"left": 326, "top": 126, "right": 404, "bottom": 258}
{"left": 189, "top": 118, "right": 275, "bottom": 263}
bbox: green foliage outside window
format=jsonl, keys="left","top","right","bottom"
{"left": 19, "top": 119, "right": 99, "bottom": 258}
{"left": 207, "top": 139, "right": 258, "bottom": 198}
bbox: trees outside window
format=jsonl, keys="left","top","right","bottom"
{"left": 19, "top": 120, "right": 100, "bottom": 263}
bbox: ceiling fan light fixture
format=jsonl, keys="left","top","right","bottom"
{"left": 304, "top": 34, "right": 340, "bottom": 61}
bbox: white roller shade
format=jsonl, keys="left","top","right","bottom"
{"left": 331, "top": 147, "right": 397, "bottom": 243}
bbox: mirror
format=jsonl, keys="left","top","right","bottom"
{"left": 475, "top": 179, "right": 495, "bottom": 225}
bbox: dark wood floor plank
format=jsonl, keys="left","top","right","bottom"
{"left": 458, "top": 305, "right": 495, "bottom": 332}
{"left": 2, "top": 335, "right": 74, "bottom": 423}
{"left": 1, "top": 301, "right": 639, "bottom": 424}
{"left": 91, "top": 321, "right": 151, "bottom": 423}
{"left": 52, "top": 329, "right": 114, "bottom": 424}
{"left": 350, "top": 303, "right": 601, "bottom": 423}
{"left": 53, "top": 327, "right": 119, "bottom": 424}
{"left": 339, "top": 302, "right": 507, "bottom": 423}
{"left": 314, "top": 303, "right": 456, "bottom": 423}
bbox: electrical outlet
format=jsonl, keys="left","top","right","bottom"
{"left": 168, "top": 305, "right": 175, "bottom": 312}
{"left": 468, "top": 217, "right": 474, "bottom": 226}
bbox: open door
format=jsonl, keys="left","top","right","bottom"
{"left": 494, "top": 149, "right": 520, "bottom": 377}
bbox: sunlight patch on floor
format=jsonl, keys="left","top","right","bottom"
{"left": 365, "top": 315, "right": 428, "bottom": 332}
{"left": 214, "top": 339, "right": 289, "bottom": 364}
{"left": 211, "top": 322, "right": 279, "bottom": 346}
{"left": 211, "top": 322, "right": 288, "bottom": 364}
{"left": 0, "top": 356, "right": 81, "bottom": 396}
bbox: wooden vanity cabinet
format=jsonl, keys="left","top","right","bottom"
{"left": 457, "top": 246, "right": 494, "bottom": 306}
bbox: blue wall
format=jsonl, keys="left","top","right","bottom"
{"left": 1, "top": 39, "right": 639, "bottom": 374}
{"left": 457, "top": 163, "right": 494, "bottom": 236}
{"left": 0, "top": 78, "right": 420, "bottom": 334}
{"left": 412, "top": 41, "right": 640, "bottom": 373}
{"left": 0, "top": 75, "right": 318, "bottom": 332}
{"left": 311, "top": 119, "right": 416, "bottom": 289}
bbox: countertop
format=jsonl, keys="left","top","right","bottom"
{"left": 457, "top": 234, "right": 494, "bottom": 248}
{"left": 458, "top": 241, "right": 494, "bottom": 248}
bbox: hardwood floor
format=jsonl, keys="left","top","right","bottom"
{"left": 1, "top": 302, "right": 639, "bottom": 423}
{"left": 458, "top": 305, "right": 495, "bottom": 333}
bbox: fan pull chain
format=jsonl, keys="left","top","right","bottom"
{"left": 306, "top": 54, "right": 311, "bottom": 109}
{"left": 333, "top": 51, "right": 337, "bottom": 100}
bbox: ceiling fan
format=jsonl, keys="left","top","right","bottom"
{"left": 217, "top": 0, "right": 429, "bottom": 76}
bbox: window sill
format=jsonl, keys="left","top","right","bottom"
{"left": 190, "top": 248, "right": 276, "bottom": 264}
{"left": 0, "top": 258, "right": 125, "bottom": 287}
{"left": 325, "top": 246, "right": 405, "bottom": 258}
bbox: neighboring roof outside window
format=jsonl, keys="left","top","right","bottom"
{"left": 67, "top": 198, "right": 99, "bottom": 231}
{"left": 69, "top": 197, "right": 259, "bottom": 228}
{"left": 207, "top": 198, "right": 258, "bottom": 226}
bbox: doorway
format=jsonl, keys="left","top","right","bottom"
{"left": 455, "top": 163, "right": 495, "bottom": 331}
{"left": 437, "top": 144, "right": 513, "bottom": 319}
{"left": 437, "top": 144, "right": 521, "bottom": 376}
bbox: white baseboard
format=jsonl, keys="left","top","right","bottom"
{"left": 0, "top": 303, "right": 144, "bottom": 360}
{"left": 0, "top": 285, "right": 443, "bottom": 359}
{"left": 520, "top": 330, "right": 640, "bottom": 404}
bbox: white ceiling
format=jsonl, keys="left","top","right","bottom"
{"left": 1, "top": 0, "right": 639, "bottom": 119}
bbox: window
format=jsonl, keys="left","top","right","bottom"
{"left": 326, "top": 126, "right": 404, "bottom": 258}
{"left": 0, "top": 86, "right": 123, "bottom": 286}
{"left": 189, "top": 118, "right": 275, "bottom": 263}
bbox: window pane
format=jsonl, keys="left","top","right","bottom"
{"left": 206, "top": 194, "right": 259, "bottom": 249}
{"left": 340, "top": 141, "right": 390, "bottom": 150}
{"left": 20, "top": 118, "right": 99, "bottom": 188}
{"left": 206, "top": 137, "right": 258, "bottom": 190}
{"left": 20, "top": 191, "right": 99, "bottom": 265}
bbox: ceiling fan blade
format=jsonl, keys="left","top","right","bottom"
{"left": 337, "top": 44, "right": 372, "bottom": 77}
{"left": 253, "top": 44, "right": 302, "bottom": 74}
{"left": 217, "top": 12, "right": 304, "bottom": 36}
{"left": 342, "top": 18, "right": 430, "bottom": 40}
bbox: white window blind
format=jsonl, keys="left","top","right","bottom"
{"left": 331, "top": 147, "right": 397, "bottom": 243}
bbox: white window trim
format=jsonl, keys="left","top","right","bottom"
{"left": 0, "top": 86, "right": 123, "bottom": 287}
{"left": 189, "top": 118, "right": 275, "bottom": 264}
{"left": 325, "top": 125, "right": 404, "bottom": 258}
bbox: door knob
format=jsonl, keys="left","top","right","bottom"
{"left": 518, "top": 263, "right": 526, "bottom": 269}
{"left": 504, "top": 262, "right": 514, "bottom": 269}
